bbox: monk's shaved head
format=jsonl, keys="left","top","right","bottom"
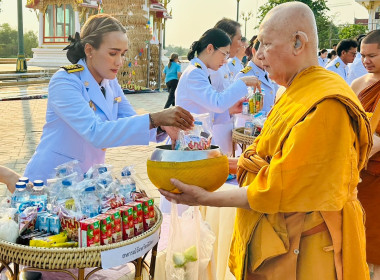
{"left": 262, "top": 2, "right": 318, "bottom": 53}
{"left": 256, "top": 2, "right": 319, "bottom": 87}
{"left": 362, "top": 30, "right": 380, "bottom": 48}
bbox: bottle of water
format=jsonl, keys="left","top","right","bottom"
{"left": 30, "top": 180, "right": 48, "bottom": 212}
{"left": 119, "top": 170, "right": 136, "bottom": 203}
{"left": 19, "top": 176, "right": 33, "bottom": 192}
{"left": 11, "top": 182, "right": 31, "bottom": 213}
{"left": 56, "top": 179, "right": 75, "bottom": 210}
{"left": 81, "top": 186, "right": 101, "bottom": 218}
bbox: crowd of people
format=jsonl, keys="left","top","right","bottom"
{"left": 2, "top": 1, "right": 380, "bottom": 279}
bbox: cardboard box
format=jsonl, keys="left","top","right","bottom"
{"left": 127, "top": 202, "right": 144, "bottom": 236}
{"left": 96, "top": 214, "right": 112, "bottom": 245}
{"left": 135, "top": 197, "right": 155, "bottom": 231}
{"left": 118, "top": 206, "right": 135, "bottom": 240}
{"left": 79, "top": 218, "right": 100, "bottom": 247}
{"left": 106, "top": 209, "right": 122, "bottom": 243}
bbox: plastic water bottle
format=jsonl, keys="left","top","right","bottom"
{"left": 30, "top": 180, "right": 48, "bottom": 212}
{"left": 119, "top": 170, "right": 136, "bottom": 203}
{"left": 19, "top": 176, "right": 33, "bottom": 192}
{"left": 81, "top": 186, "right": 101, "bottom": 218}
{"left": 11, "top": 182, "right": 31, "bottom": 213}
{"left": 56, "top": 179, "right": 75, "bottom": 211}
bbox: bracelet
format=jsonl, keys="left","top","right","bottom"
{"left": 149, "top": 113, "right": 157, "bottom": 128}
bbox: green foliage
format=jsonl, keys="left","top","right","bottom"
{"left": 338, "top": 24, "right": 368, "bottom": 40}
{"left": 164, "top": 44, "right": 189, "bottom": 58}
{"left": 256, "top": 0, "right": 339, "bottom": 49}
{"left": 0, "top": 23, "right": 38, "bottom": 58}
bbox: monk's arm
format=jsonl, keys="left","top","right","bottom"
{"left": 159, "top": 179, "right": 251, "bottom": 209}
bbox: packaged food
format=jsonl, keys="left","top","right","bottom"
{"left": 106, "top": 209, "right": 122, "bottom": 243}
{"left": 127, "top": 202, "right": 144, "bottom": 236}
{"left": 48, "top": 215, "right": 61, "bottom": 235}
{"left": 97, "top": 214, "right": 112, "bottom": 245}
{"left": 118, "top": 206, "right": 134, "bottom": 240}
{"left": 58, "top": 207, "right": 84, "bottom": 241}
{"left": 19, "top": 206, "right": 38, "bottom": 234}
{"left": 79, "top": 218, "right": 100, "bottom": 247}
{"left": 135, "top": 197, "right": 155, "bottom": 231}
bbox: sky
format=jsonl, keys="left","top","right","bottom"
{"left": 0, "top": 0, "right": 369, "bottom": 48}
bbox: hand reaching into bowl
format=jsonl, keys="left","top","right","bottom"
{"left": 150, "top": 106, "right": 194, "bottom": 131}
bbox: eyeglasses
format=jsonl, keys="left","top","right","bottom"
{"left": 348, "top": 51, "right": 357, "bottom": 56}
{"left": 216, "top": 48, "right": 230, "bottom": 59}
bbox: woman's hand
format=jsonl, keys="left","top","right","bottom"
{"left": 240, "top": 76, "right": 261, "bottom": 93}
{"left": 0, "top": 166, "right": 20, "bottom": 194}
{"left": 229, "top": 98, "right": 247, "bottom": 115}
{"left": 150, "top": 106, "right": 194, "bottom": 130}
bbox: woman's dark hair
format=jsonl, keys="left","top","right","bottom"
{"left": 187, "top": 28, "right": 231, "bottom": 60}
{"left": 214, "top": 18, "right": 241, "bottom": 39}
{"left": 64, "top": 14, "right": 126, "bottom": 64}
{"left": 168, "top": 53, "right": 179, "bottom": 68}
{"left": 245, "top": 35, "right": 259, "bottom": 61}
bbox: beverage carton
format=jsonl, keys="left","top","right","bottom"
{"left": 118, "top": 206, "right": 134, "bottom": 240}
{"left": 48, "top": 215, "right": 61, "bottom": 235}
{"left": 127, "top": 202, "right": 144, "bottom": 236}
{"left": 135, "top": 197, "right": 155, "bottom": 231}
{"left": 79, "top": 218, "right": 100, "bottom": 248}
{"left": 96, "top": 214, "right": 112, "bottom": 245}
{"left": 106, "top": 209, "right": 122, "bottom": 243}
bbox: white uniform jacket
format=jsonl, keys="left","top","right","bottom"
{"left": 227, "top": 56, "right": 244, "bottom": 79}
{"left": 325, "top": 56, "right": 348, "bottom": 83}
{"left": 318, "top": 56, "right": 327, "bottom": 67}
{"left": 24, "top": 59, "right": 159, "bottom": 182}
{"left": 235, "top": 61, "right": 278, "bottom": 114}
{"left": 175, "top": 57, "right": 247, "bottom": 155}
{"left": 347, "top": 53, "right": 367, "bottom": 85}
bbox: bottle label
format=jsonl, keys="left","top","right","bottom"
{"left": 30, "top": 194, "right": 48, "bottom": 212}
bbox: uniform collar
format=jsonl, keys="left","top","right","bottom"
{"left": 248, "top": 61, "right": 273, "bottom": 87}
{"left": 335, "top": 56, "right": 347, "bottom": 68}
{"left": 191, "top": 57, "right": 210, "bottom": 77}
{"left": 77, "top": 58, "right": 113, "bottom": 120}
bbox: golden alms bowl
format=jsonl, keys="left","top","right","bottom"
{"left": 147, "top": 145, "right": 229, "bottom": 193}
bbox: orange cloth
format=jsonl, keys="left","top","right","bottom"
{"left": 357, "top": 80, "right": 380, "bottom": 264}
{"left": 229, "top": 67, "right": 371, "bottom": 280}
{"left": 358, "top": 79, "right": 380, "bottom": 175}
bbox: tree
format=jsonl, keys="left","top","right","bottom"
{"left": 164, "top": 44, "right": 189, "bottom": 57}
{"left": 256, "top": 0, "right": 339, "bottom": 49}
{"left": 0, "top": 23, "right": 38, "bottom": 58}
{"left": 339, "top": 24, "right": 368, "bottom": 40}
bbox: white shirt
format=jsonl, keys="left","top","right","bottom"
{"left": 227, "top": 56, "right": 244, "bottom": 79}
{"left": 325, "top": 56, "right": 348, "bottom": 83}
{"left": 347, "top": 53, "right": 367, "bottom": 85}
{"left": 318, "top": 56, "right": 327, "bottom": 67}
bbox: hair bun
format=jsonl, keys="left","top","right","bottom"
{"left": 190, "top": 40, "right": 201, "bottom": 51}
{"left": 63, "top": 32, "right": 85, "bottom": 64}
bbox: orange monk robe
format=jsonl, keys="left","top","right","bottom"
{"left": 357, "top": 79, "right": 380, "bottom": 265}
{"left": 229, "top": 67, "right": 372, "bottom": 280}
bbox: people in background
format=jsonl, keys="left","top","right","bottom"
{"left": 228, "top": 37, "right": 247, "bottom": 78}
{"left": 325, "top": 39, "right": 358, "bottom": 83}
{"left": 163, "top": 53, "right": 182, "bottom": 108}
{"left": 318, "top": 48, "right": 328, "bottom": 67}
{"left": 347, "top": 34, "right": 367, "bottom": 85}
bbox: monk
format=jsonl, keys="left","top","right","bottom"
{"left": 159, "top": 2, "right": 371, "bottom": 280}
{"left": 351, "top": 30, "right": 380, "bottom": 280}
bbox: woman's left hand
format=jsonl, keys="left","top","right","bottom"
{"left": 229, "top": 98, "right": 247, "bottom": 115}
{"left": 158, "top": 179, "right": 209, "bottom": 206}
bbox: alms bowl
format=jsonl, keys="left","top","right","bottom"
{"left": 147, "top": 145, "right": 229, "bottom": 193}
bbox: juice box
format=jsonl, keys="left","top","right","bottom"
{"left": 79, "top": 218, "right": 100, "bottom": 248}
{"left": 135, "top": 197, "right": 155, "bottom": 231}
{"left": 106, "top": 209, "right": 122, "bottom": 243}
{"left": 127, "top": 202, "right": 144, "bottom": 236}
{"left": 48, "top": 215, "right": 61, "bottom": 234}
{"left": 96, "top": 214, "right": 112, "bottom": 245}
{"left": 118, "top": 206, "right": 134, "bottom": 240}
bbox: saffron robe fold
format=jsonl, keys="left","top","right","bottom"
{"left": 357, "top": 79, "right": 380, "bottom": 264}
{"left": 229, "top": 67, "right": 371, "bottom": 280}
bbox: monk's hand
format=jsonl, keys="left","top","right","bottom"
{"left": 158, "top": 178, "right": 209, "bottom": 206}
{"left": 240, "top": 76, "right": 261, "bottom": 93}
{"left": 150, "top": 106, "right": 194, "bottom": 131}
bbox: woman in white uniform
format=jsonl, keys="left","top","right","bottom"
{"left": 175, "top": 28, "right": 260, "bottom": 127}
{"left": 235, "top": 35, "right": 278, "bottom": 115}
{"left": 24, "top": 14, "right": 193, "bottom": 182}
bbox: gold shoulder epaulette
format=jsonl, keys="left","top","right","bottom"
{"left": 240, "top": 66, "right": 252, "bottom": 74}
{"left": 232, "top": 59, "right": 236, "bottom": 66}
{"left": 61, "top": 64, "right": 84, "bottom": 73}
{"left": 335, "top": 62, "right": 340, "bottom": 68}
{"left": 194, "top": 62, "right": 202, "bottom": 69}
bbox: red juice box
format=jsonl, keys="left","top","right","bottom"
{"left": 127, "top": 202, "right": 144, "bottom": 236}
{"left": 79, "top": 218, "right": 100, "bottom": 248}
{"left": 106, "top": 209, "right": 122, "bottom": 243}
{"left": 135, "top": 197, "right": 155, "bottom": 231}
{"left": 96, "top": 214, "right": 112, "bottom": 245}
{"left": 118, "top": 206, "right": 135, "bottom": 240}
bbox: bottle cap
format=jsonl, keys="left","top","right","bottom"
{"left": 16, "top": 182, "right": 26, "bottom": 189}
{"left": 19, "top": 177, "right": 29, "bottom": 183}
{"left": 62, "top": 180, "right": 72, "bottom": 187}
{"left": 98, "top": 167, "right": 107, "bottom": 174}
{"left": 85, "top": 186, "right": 96, "bottom": 192}
{"left": 194, "top": 120, "right": 203, "bottom": 125}
{"left": 33, "top": 180, "right": 44, "bottom": 187}
{"left": 121, "top": 170, "right": 131, "bottom": 177}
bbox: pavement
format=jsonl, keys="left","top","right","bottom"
{"left": 0, "top": 83, "right": 170, "bottom": 206}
